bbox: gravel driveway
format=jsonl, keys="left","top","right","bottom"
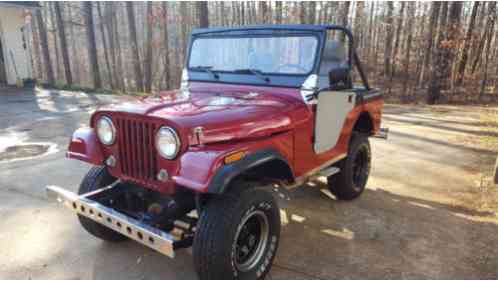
{"left": 1, "top": 87, "right": 497, "bottom": 279}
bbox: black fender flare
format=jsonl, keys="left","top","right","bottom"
{"left": 206, "top": 148, "right": 293, "bottom": 194}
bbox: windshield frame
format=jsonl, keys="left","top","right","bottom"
{"left": 187, "top": 33, "right": 321, "bottom": 77}
{"left": 185, "top": 29, "right": 325, "bottom": 88}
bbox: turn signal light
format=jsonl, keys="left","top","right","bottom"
{"left": 224, "top": 151, "right": 245, "bottom": 164}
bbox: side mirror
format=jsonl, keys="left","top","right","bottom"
{"left": 328, "top": 66, "right": 350, "bottom": 85}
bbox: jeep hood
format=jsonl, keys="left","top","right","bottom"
{"left": 102, "top": 88, "right": 297, "bottom": 145}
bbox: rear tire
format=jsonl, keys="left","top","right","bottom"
{"left": 193, "top": 184, "right": 280, "bottom": 279}
{"left": 77, "top": 166, "right": 127, "bottom": 242}
{"left": 328, "top": 133, "right": 371, "bottom": 200}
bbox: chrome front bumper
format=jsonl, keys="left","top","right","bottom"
{"left": 46, "top": 185, "right": 177, "bottom": 258}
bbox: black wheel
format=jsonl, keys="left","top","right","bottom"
{"left": 77, "top": 166, "right": 127, "bottom": 242}
{"left": 193, "top": 184, "right": 280, "bottom": 279}
{"left": 328, "top": 133, "right": 371, "bottom": 200}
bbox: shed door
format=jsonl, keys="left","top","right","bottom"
{"left": 314, "top": 90, "right": 355, "bottom": 154}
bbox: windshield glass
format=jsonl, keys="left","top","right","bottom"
{"left": 188, "top": 36, "right": 319, "bottom": 75}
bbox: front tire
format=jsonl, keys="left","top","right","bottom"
{"left": 328, "top": 133, "right": 371, "bottom": 200}
{"left": 193, "top": 184, "right": 280, "bottom": 279}
{"left": 77, "top": 166, "right": 127, "bottom": 242}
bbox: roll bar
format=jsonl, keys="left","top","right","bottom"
{"left": 324, "top": 25, "right": 371, "bottom": 90}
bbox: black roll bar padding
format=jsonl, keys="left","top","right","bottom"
{"left": 325, "top": 25, "right": 371, "bottom": 91}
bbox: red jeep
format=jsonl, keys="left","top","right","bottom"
{"left": 47, "top": 25, "right": 385, "bottom": 279}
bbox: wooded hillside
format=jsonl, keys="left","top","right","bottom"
{"left": 30, "top": 1, "right": 498, "bottom": 104}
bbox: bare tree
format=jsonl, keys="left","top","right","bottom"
{"left": 299, "top": 2, "right": 306, "bottom": 24}
{"left": 144, "top": 2, "right": 153, "bottom": 93}
{"left": 402, "top": 2, "right": 415, "bottom": 95}
{"left": 390, "top": 2, "right": 405, "bottom": 78}
{"left": 49, "top": 3, "right": 62, "bottom": 80}
{"left": 479, "top": 2, "right": 496, "bottom": 98}
{"left": 161, "top": 2, "right": 171, "bottom": 89}
{"left": 54, "top": 3, "right": 72, "bottom": 85}
{"left": 126, "top": 2, "right": 143, "bottom": 91}
{"left": 35, "top": 9, "right": 54, "bottom": 84}
{"left": 456, "top": 2, "right": 480, "bottom": 85}
{"left": 197, "top": 1, "right": 209, "bottom": 28}
{"left": 419, "top": 2, "right": 441, "bottom": 85}
{"left": 83, "top": 2, "right": 102, "bottom": 89}
{"left": 275, "top": 1, "right": 283, "bottom": 24}
{"left": 30, "top": 13, "right": 43, "bottom": 80}
{"left": 339, "top": 1, "right": 351, "bottom": 42}
{"left": 307, "top": 2, "right": 316, "bottom": 24}
{"left": 383, "top": 2, "right": 394, "bottom": 76}
{"left": 97, "top": 3, "right": 113, "bottom": 89}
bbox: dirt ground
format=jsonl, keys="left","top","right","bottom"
{"left": 1, "top": 87, "right": 497, "bottom": 279}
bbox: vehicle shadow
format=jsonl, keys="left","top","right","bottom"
{"left": 274, "top": 182, "right": 498, "bottom": 279}
{"left": 72, "top": 181, "right": 498, "bottom": 280}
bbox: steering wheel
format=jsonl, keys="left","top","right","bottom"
{"left": 275, "top": 64, "right": 308, "bottom": 73}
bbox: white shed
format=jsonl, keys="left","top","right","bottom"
{"left": 0, "top": 1, "right": 39, "bottom": 85}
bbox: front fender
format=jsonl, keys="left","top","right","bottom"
{"left": 172, "top": 131, "right": 294, "bottom": 193}
{"left": 66, "top": 127, "right": 104, "bottom": 165}
{"left": 206, "top": 148, "right": 291, "bottom": 194}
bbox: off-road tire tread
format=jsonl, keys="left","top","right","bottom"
{"left": 77, "top": 166, "right": 127, "bottom": 242}
{"left": 193, "top": 184, "right": 279, "bottom": 279}
{"left": 328, "top": 133, "right": 371, "bottom": 200}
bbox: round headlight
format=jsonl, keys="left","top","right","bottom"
{"left": 156, "top": 127, "right": 180, "bottom": 159}
{"left": 96, "top": 116, "right": 116, "bottom": 145}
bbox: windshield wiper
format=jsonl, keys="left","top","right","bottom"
{"left": 233, "top": 68, "right": 270, "bottom": 83}
{"left": 190, "top": 66, "right": 219, "bottom": 79}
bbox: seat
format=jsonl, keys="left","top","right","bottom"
{"left": 318, "top": 40, "right": 349, "bottom": 89}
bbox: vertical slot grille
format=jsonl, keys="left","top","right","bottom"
{"left": 117, "top": 118, "right": 158, "bottom": 181}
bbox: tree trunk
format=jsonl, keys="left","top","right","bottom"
{"left": 143, "top": 2, "right": 153, "bottom": 93}
{"left": 402, "top": 3, "right": 415, "bottom": 95}
{"left": 456, "top": 2, "right": 480, "bottom": 85}
{"left": 162, "top": 2, "right": 171, "bottom": 89}
{"left": 427, "top": 2, "right": 448, "bottom": 104}
{"left": 111, "top": 3, "right": 125, "bottom": 91}
{"left": 479, "top": 2, "right": 496, "bottom": 98}
{"left": 97, "top": 2, "right": 113, "bottom": 89}
{"left": 353, "top": 2, "right": 365, "bottom": 49}
{"left": 104, "top": 3, "right": 119, "bottom": 90}
{"left": 307, "top": 2, "right": 316, "bottom": 24}
{"left": 67, "top": 5, "right": 81, "bottom": 85}
{"left": 419, "top": 2, "right": 441, "bottom": 85}
{"left": 179, "top": 1, "right": 189, "bottom": 65}
{"left": 197, "top": 1, "right": 209, "bottom": 28}
{"left": 446, "top": 2, "right": 463, "bottom": 92}
{"left": 390, "top": 2, "right": 405, "bottom": 79}
{"left": 83, "top": 2, "right": 102, "bottom": 89}
{"left": 383, "top": 2, "right": 394, "bottom": 76}
{"left": 471, "top": 3, "right": 490, "bottom": 75}
{"left": 259, "top": 1, "right": 269, "bottom": 24}
{"left": 30, "top": 13, "right": 43, "bottom": 80}
{"left": 275, "top": 1, "right": 282, "bottom": 24}
{"left": 53, "top": 3, "right": 72, "bottom": 85}
{"left": 49, "top": 3, "right": 62, "bottom": 81}
{"left": 339, "top": 1, "right": 351, "bottom": 42}
{"left": 299, "top": 2, "right": 306, "bottom": 24}
{"left": 126, "top": 2, "right": 143, "bottom": 91}
{"left": 35, "top": 9, "right": 54, "bottom": 84}
{"left": 366, "top": 2, "right": 375, "bottom": 63}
